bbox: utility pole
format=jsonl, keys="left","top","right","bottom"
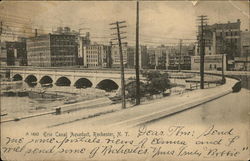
{"left": 197, "top": 15, "right": 208, "bottom": 89}
{"left": 135, "top": 0, "right": 140, "bottom": 105}
{"left": 110, "top": 21, "right": 127, "bottom": 109}
{"left": 0, "top": 21, "right": 2, "bottom": 56}
{"left": 178, "top": 39, "right": 182, "bottom": 72}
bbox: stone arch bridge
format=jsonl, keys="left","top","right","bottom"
{"left": 4, "top": 68, "right": 138, "bottom": 91}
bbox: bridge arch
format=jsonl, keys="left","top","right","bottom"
{"left": 74, "top": 78, "right": 92, "bottom": 88}
{"left": 25, "top": 75, "right": 37, "bottom": 83}
{"left": 39, "top": 76, "right": 53, "bottom": 87}
{"left": 55, "top": 76, "right": 71, "bottom": 86}
{"left": 25, "top": 75, "right": 38, "bottom": 87}
{"left": 12, "top": 74, "right": 23, "bottom": 81}
{"left": 96, "top": 79, "right": 119, "bottom": 92}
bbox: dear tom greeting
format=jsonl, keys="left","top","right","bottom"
{"left": 1, "top": 125, "right": 249, "bottom": 160}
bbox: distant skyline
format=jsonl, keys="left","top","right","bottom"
{"left": 0, "top": 1, "right": 249, "bottom": 46}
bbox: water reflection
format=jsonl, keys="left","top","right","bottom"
{"left": 26, "top": 82, "right": 37, "bottom": 88}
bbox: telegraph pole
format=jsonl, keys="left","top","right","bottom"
{"left": 197, "top": 15, "right": 208, "bottom": 89}
{"left": 178, "top": 39, "right": 182, "bottom": 72}
{"left": 0, "top": 21, "right": 2, "bottom": 56}
{"left": 110, "top": 21, "right": 127, "bottom": 109}
{"left": 135, "top": 0, "right": 140, "bottom": 105}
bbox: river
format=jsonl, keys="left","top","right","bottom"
{"left": 0, "top": 82, "right": 106, "bottom": 119}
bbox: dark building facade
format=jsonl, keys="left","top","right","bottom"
{"left": 197, "top": 19, "right": 241, "bottom": 60}
{"left": 147, "top": 48, "right": 156, "bottom": 69}
{"left": 1, "top": 40, "right": 27, "bottom": 66}
{"left": 168, "top": 55, "right": 191, "bottom": 70}
{"left": 147, "top": 45, "right": 168, "bottom": 69}
{"left": 27, "top": 33, "right": 78, "bottom": 67}
{"left": 126, "top": 45, "right": 148, "bottom": 69}
{"left": 241, "top": 30, "right": 250, "bottom": 57}
{"left": 78, "top": 32, "right": 91, "bottom": 66}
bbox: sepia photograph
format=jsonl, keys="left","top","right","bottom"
{"left": 0, "top": 0, "right": 249, "bottom": 160}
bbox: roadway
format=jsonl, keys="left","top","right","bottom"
{"left": 146, "top": 74, "right": 250, "bottom": 126}
{"left": 146, "top": 88, "right": 249, "bottom": 127}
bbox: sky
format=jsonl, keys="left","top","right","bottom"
{"left": 0, "top": 1, "right": 249, "bottom": 46}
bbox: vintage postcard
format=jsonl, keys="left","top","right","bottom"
{"left": 0, "top": 0, "right": 249, "bottom": 161}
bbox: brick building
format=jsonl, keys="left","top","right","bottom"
{"left": 27, "top": 33, "right": 78, "bottom": 67}
{"left": 111, "top": 44, "right": 128, "bottom": 68}
{"left": 85, "top": 43, "right": 111, "bottom": 68}
{"left": 148, "top": 45, "right": 169, "bottom": 69}
{"left": 78, "top": 32, "right": 91, "bottom": 66}
{"left": 148, "top": 48, "right": 156, "bottom": 69}
{"left": 169, "top": 55, "right": 191, "bottom": 70}
{"left": 196, "top": 19, "right": 241, "bottom": 60}
{"left": 241, "top": 30, "right": 250, "bottom": 57}
{"left": 126, "top": 45, "right": 148, "bottom": 69}
{"left": 0, "top": 40, "right": 27, "bottom": 66}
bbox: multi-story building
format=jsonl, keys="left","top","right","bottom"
{"left": 127, "top": 47, "right": 135, "bottom": 68}
{"left": 155, "top": 45, "right": 168, "bottom": 69}
{"left": 111, "top": 44, "right": 128, "bottom": 68}
{"left": 147, "top": 46, "right": 167, "bottom": 69}
{"left": 126, "top": 45, "right": 148, "bottom": 69}
{"left": 233, "top": 30, "right": 250, "bottom": 71}
{"left": 148, "top": 47, "right": 156, "bottom": 69}
{"left": 0, "top": 42, "right": 8, "bottom": 66}
{"left": 147, "top": 45, "right": 169, "bottom": 69}
{"left": 241, "top": 30, "right": 250, "bottom": 57}
{"left": 0, "top": 39, "right": 27, "bottom": 66}
{"left": 85, "top": 43, "right": 111, "bottom": 68}
{"left": 27, "top": 32, "right": 78, "bottom": 67}
{"left": 168, "top": 55, "right": 191, "bottom": 70}
{"left": 196, "top": 19, "right": 241, "bottom": 60}
{"left": 167, "top": 44, "right": 194, "bottom": 70}
{"left": 148, "top": 44, "right": 194, "bottom": 70}
{"left": 77, "top": 32, "right": 91, "bottom": 66}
